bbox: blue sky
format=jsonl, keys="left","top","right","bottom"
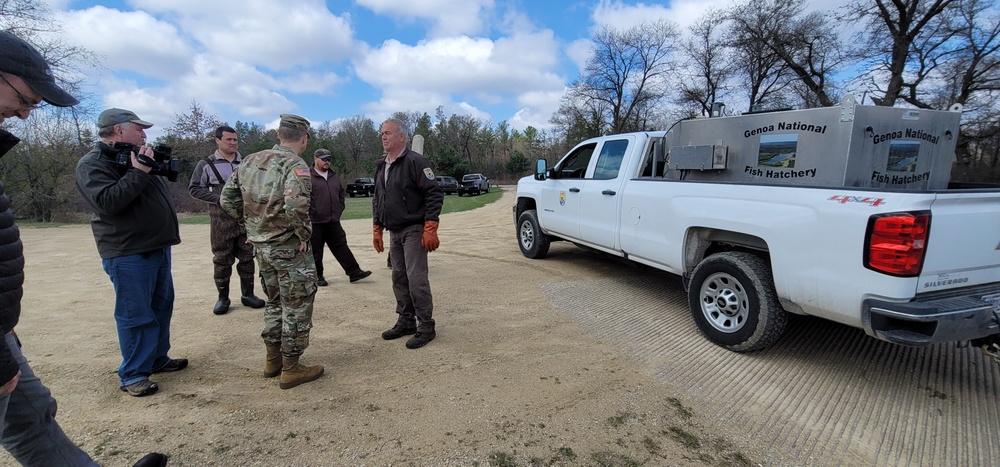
{"left": 40, "top": 0, "right": 846, "bottom": 139}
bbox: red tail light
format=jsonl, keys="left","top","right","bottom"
{"left": 864, "top": 211, "right": 930, "bottom": 276}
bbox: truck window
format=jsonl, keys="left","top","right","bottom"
{"left": 592, "top": 139, "right": 629, "bottom": 179}
{"left": 556, "top": 143, "right": 596, "bottom": 179}
{"left": 639, "top": 138, "right": 667, "bottom": 178}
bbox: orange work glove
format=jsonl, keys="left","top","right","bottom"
{"left": 372, "top": 224, "right": 384, "bottom": 253}
{"left": 421, "top": 221, "right": 440, "bottom": 252}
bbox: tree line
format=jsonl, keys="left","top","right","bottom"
{"left": 0, "top": 0, "right": 997, "bottom": 222}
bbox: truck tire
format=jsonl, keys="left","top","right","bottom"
{"left": 687, "top": 251, "right": 787, "bottom": 352}
{"left": 517, "top": 210, "right": 550, "bottom": 259}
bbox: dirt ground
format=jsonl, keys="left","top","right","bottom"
{"left": 3, "top": 188, "right": 755, "bottom": 466}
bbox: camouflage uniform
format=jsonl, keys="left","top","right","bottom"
{"left": 220, "top": 144, "right": 315, "bottom": 357}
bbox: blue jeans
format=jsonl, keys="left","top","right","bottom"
{"left": 102, "top": 248, "right": 175, "bottom": 387}
{"left": 0, "top": 332, "right": 97, "bottom": 466}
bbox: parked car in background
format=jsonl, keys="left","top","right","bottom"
{"left": 436, "top": 176, "right": 459, "bottom": 195}
{"left": 346, "top": 178, "right": 375, "bottom": 197}
{"left": 458, "top": 173, "right": 490, "bottom": 196}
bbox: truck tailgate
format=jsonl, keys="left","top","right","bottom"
{"left": 918, "top": 192, "right": 1000, "bottom": 293}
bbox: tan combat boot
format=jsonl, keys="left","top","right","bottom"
{"left": 264, "top": 344, "right": 282, "bottom": 378}
{"left": 279, "top": 356, "right": 324, "bottom": 389}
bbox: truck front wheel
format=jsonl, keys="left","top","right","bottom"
{"left": 688, "top": 251, "right": 787, "bottom": 352}
{"left": 517, "top": 210, "right": 550, "bottom": 259}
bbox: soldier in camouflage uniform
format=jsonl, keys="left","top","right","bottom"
{"left": 220, "top": 114, "right": 324, "bottom": 390}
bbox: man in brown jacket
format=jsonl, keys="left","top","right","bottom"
{"left": 309, "top": 149, "right": 371, "bottom": 286}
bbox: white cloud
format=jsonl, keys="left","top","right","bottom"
{"left": 565, "top": 39, "right": 593, "bottom": 75}
{"left": 356, "top": 31, "right": 562, "bottom": 98}
{"left": 128, "top": 0, "right": 357, "bottom": 70}
{"left": 357, "top": 0, "right": 495, "bottom": 37}
{"left": 591, "top": 0, "right": 854, "bottom": 33}
{"left": 56, "top": 6, "right": 194, "bottom": 78}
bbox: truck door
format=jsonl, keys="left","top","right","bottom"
{"left": 537, "top": 143, "right": 597, "bottom": 240}
{"left": 578, "top": 137, "right": 631, "bottom": 249}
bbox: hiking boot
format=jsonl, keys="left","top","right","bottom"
{"left": 279, "top": 356, "right": 324, "bottom": 389}
{"left": 240, "top": 277, "right": 266, "bottom": 308}
{"left": 317, "top": 277, "right": 329, "bottom": 287}
{"left": 381, "top": 325, "right": 417, "bottom": 340}
{"left": 120, "top": 379, "right": 158, "bottom": 397}
{"left": 152, "top": 358, "right": 188, "bottom": 373}
{"left": 349, "top": 270, "right": 372, "bottom": 283}
{"left": 406, "top": 331, "right": 436, "bottom": 349}
{"left": 264, "top": 344, "right": 282, "bottom": 378}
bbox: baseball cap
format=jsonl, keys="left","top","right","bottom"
{"left": 314, "top": 148, "right": 332, "bottom": 161}
{"left": 97, "top": 108, "right": 153, "bottom": 129}
{"left": 0, "top": 31, "right": 79, "bottom": 107}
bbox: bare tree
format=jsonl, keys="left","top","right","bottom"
{"left": 166, "top": 101, "right": 222, "bottom": 139}
{"left": 0, "top": 112, "right": 89, "bottom": 221}
{"left": 330, "top": 115, "right": 380, "bottom": 169}
{"left": 844, "top": 0, "right": 956, "bottom": 106}
{"left": 678, "top": 10, "right": 736, "bottom": 115}
{"left": 570, "top": 19, "right": 680, "bottom": 134}
{"left": 937, "top": 0, "right": 1000, "bottom": 109}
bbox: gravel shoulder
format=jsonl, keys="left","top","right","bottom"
{"left": 4, "top": 188, "right": 755, "bottom": 466}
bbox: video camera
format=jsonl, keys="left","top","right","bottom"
{"left": 106, "top": 142, "right": 180, "bottom": 182}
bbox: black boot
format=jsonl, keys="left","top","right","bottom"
{"left": 213, "top": 282, "right": 230, "bottom": 315}
{"left": 240, "top": 277, "right": 265, "bottom": 308}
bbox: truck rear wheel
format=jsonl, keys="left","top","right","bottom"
{"left": 688, "top": 251, "right": 787, "bottom": 352}
{"left": 517, "top": 210, "right": 550, "bottom": 259}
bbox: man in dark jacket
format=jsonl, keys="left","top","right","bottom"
{"left": 76, "top": 108, "right": 188, "bottom": 398}
{"left": 309, "top": 149, "right": 371, "bottom": 286}
{"left": 0, "top": 32, "right": 167, "bottom": 466}
{"left": 372, "top": 118, "right": 443, "bottom": 349}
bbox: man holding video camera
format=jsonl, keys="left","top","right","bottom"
{"left": 75, "top": 108, "right": 188, "bottom": 398}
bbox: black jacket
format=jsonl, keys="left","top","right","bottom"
{"left": 372, "top": 149, "right": 443, "bottom": 231}
{"left": 75, "top": 143, "right": 181, "bottom": 259}
{"left": 0, "top": 129, "right": 24, "bottom": 385}
{"left": 309, "top": 168, "right": 346, "bottom": 224}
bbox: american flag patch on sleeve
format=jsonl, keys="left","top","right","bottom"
{"left": 295, "top": 168, "right": 310, "bottom": 177}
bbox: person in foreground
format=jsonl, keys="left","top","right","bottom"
{"left": 220, "top": 114, "right": 324, "bottom": 389}
{"left": 75, "top": 108, "right": 188, "bottom": 397}
{"left": 309, "top": 148, "right": 372, "bottom": 286}
{"left": 0, "top": 31, "right": 167, "bottom": 467}
{"left": 188, "top": 125, "right": 265, "bottom": 314}
{"left": 372, "top": 118, "right": 444, "bottom": 349}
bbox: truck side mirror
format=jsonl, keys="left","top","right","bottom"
{"left": 535, "top": 159, "right": 547, "bottom": 181}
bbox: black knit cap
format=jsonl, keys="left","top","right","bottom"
{"left": 0, "top": 31, "right": 79, "bottom": 107}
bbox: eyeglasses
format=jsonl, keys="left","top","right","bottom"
{"left": 320, "top": 157, "right": 332, "bottom": 163}
{"left": 0, "top": 74, "right": 41, "bottom": 111}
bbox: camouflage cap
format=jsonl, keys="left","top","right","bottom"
{"left": 314, "top": 148, "right": 331, "bottom": 157}
{"left": 279, "top": 114, "right": 310, "bottom": 131}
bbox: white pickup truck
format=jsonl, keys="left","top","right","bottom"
{"left": 514, "top": 97, "right": 1000, "bottom": 357}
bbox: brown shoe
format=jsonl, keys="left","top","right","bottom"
{"left": 264, "top": 344, "right": 281, "bottom": 378}
{"left": 381, "top": 325, "right": 417, "bottom": 340}
{"left": 279, "top": 356, "right": 324, "bottom": 389}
